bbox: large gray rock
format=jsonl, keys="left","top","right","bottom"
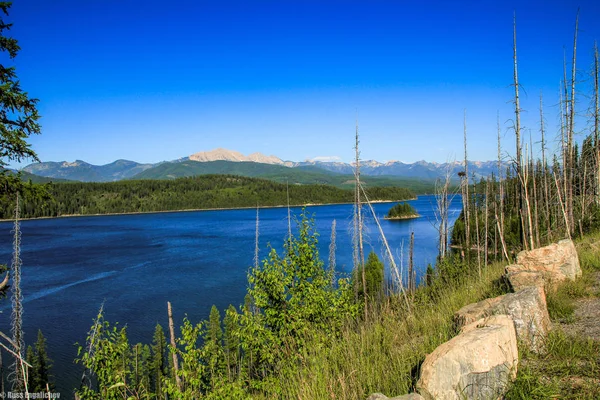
{"left": 454, "top": 286, "right": 550, "bottom": 353}
{"left": 417, "top": 315, "right": 518, "bottom": 400}
{"left": 508, "top": 239, "right": 581, "bottom": 289}
{"left": 506, "top": 269, "right": 545, "bottom": 293}
{"left": 366, "top": 394, "right": 424, "bottom": 400}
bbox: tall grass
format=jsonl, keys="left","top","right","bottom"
{"left": 262, "top": 260, "right": 509, "bottom": 399}
{"left": 264, "top": 234, "right": 600, "bottom": 399}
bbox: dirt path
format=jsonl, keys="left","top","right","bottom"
{"left": 559, "top": 272, "right": 600, "bottom": 340}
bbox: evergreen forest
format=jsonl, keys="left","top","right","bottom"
{"left": 0, "top": 174, "right": 415, "bottom": 219}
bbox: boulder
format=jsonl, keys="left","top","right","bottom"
{"left": 453, "top": 296, "right": 503, "bottom": 327}
{"left": 454, "top": 286, "right": 550, "bottom": 353}
{"left": 509, "top": 239, "right": 581, "bottom": 288}
{"left": 417, "top": 315, "right": 518, "bottom": 400}
{"left": 506, "top": 269, "right": 545, "bottom": 293}
{"left": 366, "top": 394, "right": 424, "bottom": 400}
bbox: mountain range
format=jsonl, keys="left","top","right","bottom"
{"left": 22, "top": 148, "right": 505, "bottom": 184}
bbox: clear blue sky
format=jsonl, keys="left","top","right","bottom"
{"left": 7, "top": 0, "right": 600, "bottom": 166}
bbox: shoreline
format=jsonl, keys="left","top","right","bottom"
{"left": 0, "top": 197, "right": 418, "bottom": 222}
{"left": 383, "top": 214, "right": 421, "bottom": 221}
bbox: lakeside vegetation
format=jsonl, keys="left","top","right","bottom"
{"left": 0, "top": 174, "right": 415, "bottom": 219}
{"left": 384, "top": 202, "right": 420, "bottom": 220}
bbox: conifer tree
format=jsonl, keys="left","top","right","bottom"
{"left": 25, "top": 345, "right": 34, "bottom": 391}
{"left": 205, "top": 305, "right": 224, "bottom": 389}
{"left": 151, "top": 323, "right": 168, "bottom": 398}
{"left": 29, "top": 330, "right": 53, "bottom": 392}
{"left": 223, "top": 305, "right": 240, "bottom": 380}
{"left": 0, "top": 2, "right": 42, "bottom": 193}
{"left": 356, "top": 252, "right": 384, "bottom": 301}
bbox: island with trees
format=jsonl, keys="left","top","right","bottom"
{"left": 384, "top": 202, "right": 420, "bottom": 220}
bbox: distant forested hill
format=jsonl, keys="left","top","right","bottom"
{"left": 132, "top": 160, "right": 435, "bottom": 193}
{"left": 2, "top": 169, "right": 71, "bottom": 184}
{"left": 0, "top": 174, "right": 415, "bottom": 219}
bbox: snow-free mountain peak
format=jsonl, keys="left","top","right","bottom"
{"left": 189, "top": 148, "right": 285, "bottom": 165}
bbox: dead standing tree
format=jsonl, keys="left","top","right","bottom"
{"left": 462, "top": 110, "right": 471, "bottom": 262}
{"left": 593, "top": 42, "right": 599, "bottom": 204}
{"left": 433, "top": 160, "right": 456, "bottom": 261}
{"left": 512, "top": 13, "right": 530, "bottom": 250}
{"left": 567, "top": 11, "right": 580, "bottom": 234}
{"left": 496, "top": 113, "right": 508, "bottom": 261}
{"left": 328, "top": 219, "right": 337, "bottom": 285}
{"left": 540, "top": 93, "right": 552, "bottom": 240}
{"left": 353, "top": 120, "right": 367, "bottom": 318}
{"left": 10, "top": 193, "right": 26, "bottom": 393}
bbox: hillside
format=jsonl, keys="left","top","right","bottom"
{"left": 1, "top": 169, "right": 71, "bottom": 184}
{"left": 23, "top": 159, "right": 154, "bottom": 182}
{"left": 131, "top": 160, "right": 436, "bottom": 193}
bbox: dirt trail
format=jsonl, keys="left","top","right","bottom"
{"left": 559, "top": 271, "right": 600, "bottom": 340}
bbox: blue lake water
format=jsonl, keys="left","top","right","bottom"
{"left": 0, "top": 195, "right": 461, "bottom": 393}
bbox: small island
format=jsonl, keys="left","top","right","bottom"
{"left": 384, "top": 202, "right": 420, "bottom": 220}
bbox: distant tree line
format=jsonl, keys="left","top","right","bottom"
{"left": 0, "top": 174, "right": 415, "bottom": 219}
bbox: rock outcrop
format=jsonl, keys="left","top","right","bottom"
{"left": 507, "top": 239, "right": 581, "bottom": 290}
{"left": 417, "top": 315, "right": 518, "bottom": 400}
{"left": 189, "top": 148, "right": 285, "bottom": 165}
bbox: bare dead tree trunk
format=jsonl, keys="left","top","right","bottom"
{"left": 497, "top": 113, "right": 506, "bottom": 260}
{"left": 561, "top": 74, "right": 568, "bottom": 235}
{"left": 553, "top": 171, "right": 572, "bottom": 240}
{"left": 286, "top": 180, "right": 292, "bottom": 240}
{"left": 513, "top": 14, "right": 524, "bottom": 249}
{"left": 10, "top": 193, "right": 24, "bottom": 392}
{"left": 523, "top": 142, "right": 535, "bottom": 250}
{"left": 408, "top": 231, "right": 415, "bottom": 293}
{"left": 580, "top": 162, "right": 588, "bottom": 234}
{"left": 495, "top": 206, "right": 510, "bottom": 261}
{"left": 493, "top": 187, "right": 498, "bottom": 261}
{"left": 167, "top": 302, "right": 182, "bottom": 392}
{"left": 254, "top": 205, "right": 259, "bottom": 269}
{"left": 463, "top": 110, "right": 471, "bottom": 262}
{"left": 359, "top": 183, "right": 411, "bottom": 312}
{"left": 434, "top": 161, "right": 454, "bottom": 261}
{"left": 569, "top": 11, "right": 580, "bottom": 231}
{"left": 530, "top": 135, "right": 540, "bottom": 247}
{"left": 473, "top": 175, "right": 481, "bottom": 278}
{"left": 566, "top": 11, "right": 580, "bottom": 235}
{"left": 328, "top": 219, "right": 337, "bottom": 285}
{"left": 594, "top": 42, "right": 600, "bottom": 205}
{"left": 484, "top": 178, "right": 489, "bottom": 266}
{"left": 540, "top": 92, "right": 551, "bottom": 241}
{"left": 354, "top": 121, "right": 367, "bottom": 318}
